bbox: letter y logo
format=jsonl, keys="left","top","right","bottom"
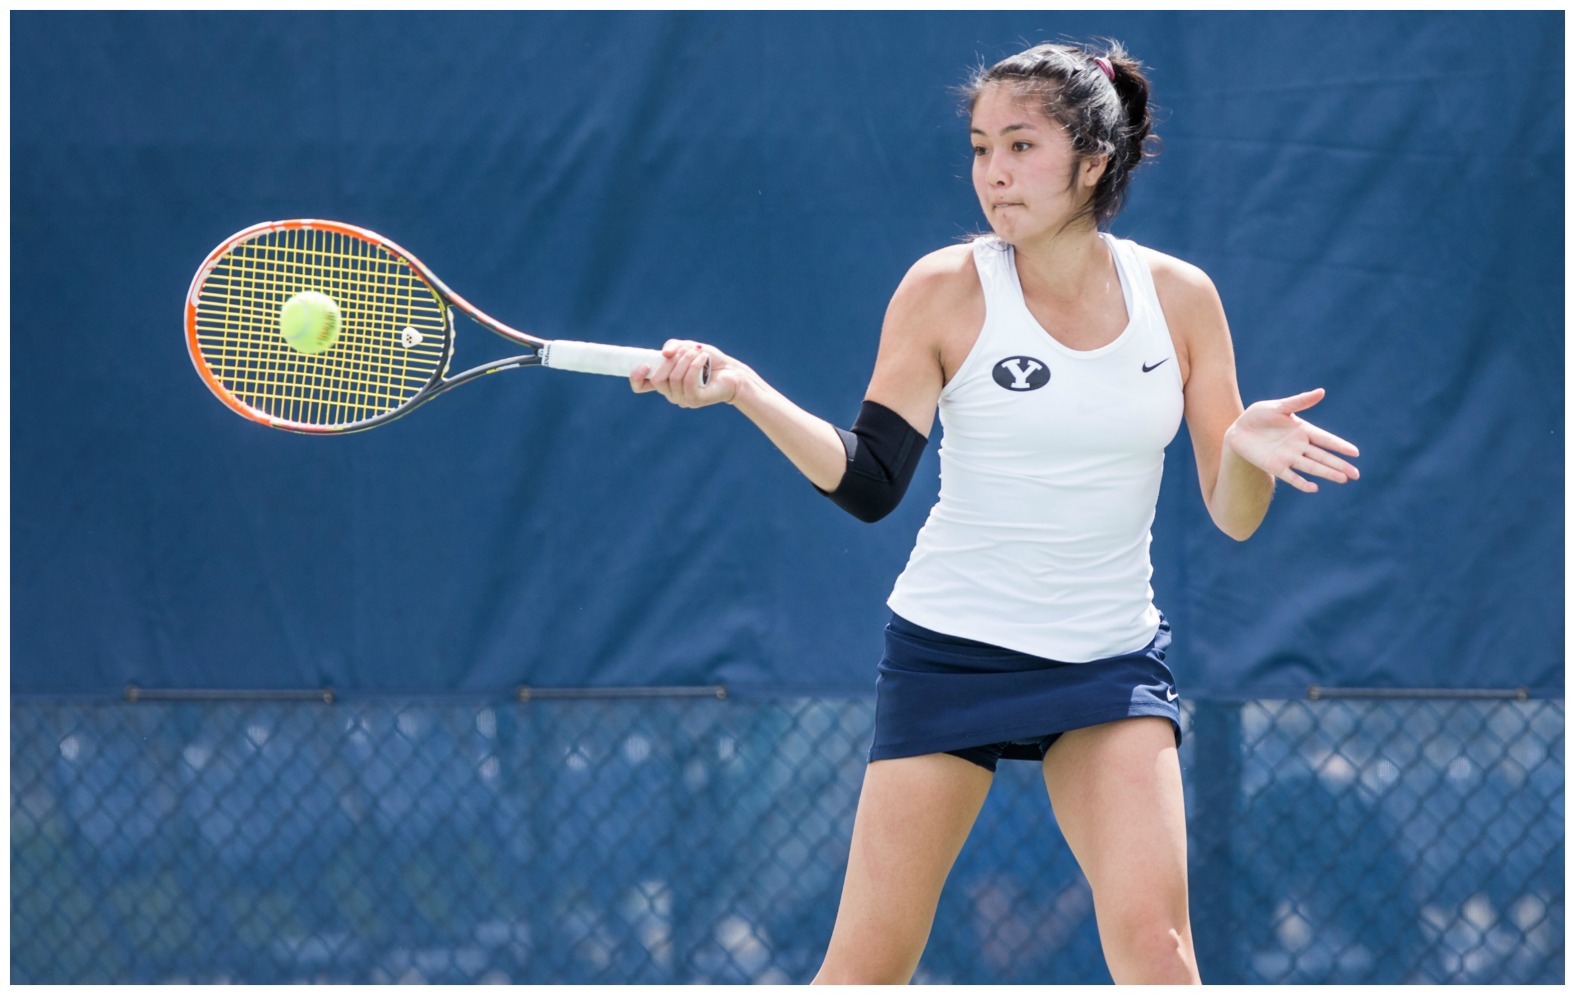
{"left": 992, "top": 356, "right": 1051, "bottom": 391}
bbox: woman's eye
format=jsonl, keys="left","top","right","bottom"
{"left": 1012, "top": 141, "right": 1032, "bottom": 152}
{"left": 972, "top": 145, "right": 988, "bottom": 157}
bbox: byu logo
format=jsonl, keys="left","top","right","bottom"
{"left": 992, "top": 356, "right": 1051, "bottom": 391}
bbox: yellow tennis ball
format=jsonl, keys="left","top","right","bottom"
{"left": 279, "top": 290, "right": 342, "bottom": 355}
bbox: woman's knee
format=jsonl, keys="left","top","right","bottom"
{"left": 812, "top": 961, "right": 917, "bottom": 985}
{"left": 1097, "top": 904, "right": 1199, "bottom": 984}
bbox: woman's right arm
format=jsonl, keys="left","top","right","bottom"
{"left": 631, "top": 245, "right": 975, "bottom": 501}
{"left": 629, "top": 340, "right": 851, "bottom": 491}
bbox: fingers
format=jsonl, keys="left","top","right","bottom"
{"left": 1231, "top": 389, "right": 1360, "bottom": 497}
{"left": 1303, "top": 421, "right": 1360, "bottom": 458}
{"left": 629, "top": 350, "right": 679, "bottom": 395}
{"left": 667, "top": 343, "right": 707, "bottom": 401}
{"left": 1277, "top": 466, "right": 1318, "bottom": 493}
{"left": 633, "top": 339, "right": 717, "bottom": 407}
{"left": 628, "top": 365, "right": 660, "bottom": 393}
{"left": 1291, "top": 409, "right": 1360, "bottom": 481}
{"left": 1274, "top": 387, "right": 1325, "bottom": 414}
{"left": 1270, "top": 390, "right": 1359, "bottom": 457}
{"left": 1292, "top": 452, "right": 1352, "bottom": 485}
{"left": 1301, "top": 445, "right": 1360, "bottom": 482}
{"left": 1260, "top": 389, "right": 1361, "bottom": 487}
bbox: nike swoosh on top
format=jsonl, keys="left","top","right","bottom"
{"left": 1142, "top": 359, "right": 1171, "bottom": 373}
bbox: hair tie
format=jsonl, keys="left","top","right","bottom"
{"left": 1093, "top": 57, "right": 1114, "bottom": 81}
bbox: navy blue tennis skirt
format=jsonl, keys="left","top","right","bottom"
{"left": 869, "top": 612, "right": 1181, "bottom": 770}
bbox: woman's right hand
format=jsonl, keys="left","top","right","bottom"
{"left": 630, "top": 338, "right": 748, "bottom": 408}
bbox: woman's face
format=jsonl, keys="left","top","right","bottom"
{"left": 969, "top": 84, "right": 1104, "bottom": 245}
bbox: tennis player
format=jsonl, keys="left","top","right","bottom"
{"left": 633, "top": 40, "right": 1359, "bottom": 984}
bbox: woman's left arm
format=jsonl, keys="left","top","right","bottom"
{"left": 1151, "top": 253, "right": 1360, "bottom": 541}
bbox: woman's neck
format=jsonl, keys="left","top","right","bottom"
{"left": 1011, "top": 223, "right": 1110, "bottom": 304}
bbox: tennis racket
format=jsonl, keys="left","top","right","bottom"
{"left": 185, "top": 219, "right": 703, "bottom": 434}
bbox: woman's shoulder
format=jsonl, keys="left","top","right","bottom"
{"left": 1131, "top": 243, "right": 1230, "bottom": 363}
{"left": 878, "top": 241, "right": 987, "bottom": 372}
{"left": 910, "top": 240, "right": 981, "bottom": 279}
{"left": 1134, "top": 243, "right": 1221, "bottom": 309}
{"left": 893, "top": 241, "right": 984, "bottom": 309}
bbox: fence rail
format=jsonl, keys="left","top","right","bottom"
{"left": 10, "top": 693, "right": 1563, "bottom": 983}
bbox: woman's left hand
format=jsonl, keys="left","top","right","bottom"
{"left": 1225, "top": 388, "right": 1360, "bottom": 493}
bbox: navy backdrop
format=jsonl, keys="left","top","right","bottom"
{"left": 10, "top": 11, "right": 1564, "bottom": 698}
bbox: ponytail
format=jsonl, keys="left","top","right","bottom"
{"left": 1099, "top": 43, "right": 1156, "bottom": 221}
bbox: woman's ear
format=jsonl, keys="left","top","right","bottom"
{"left": 1080, "top": 153, "right": 1109, "bottom": 188}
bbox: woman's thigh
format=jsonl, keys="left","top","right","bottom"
{"left": 1041, "top": 717, "right": 1199, "bottom": 983}
{"left": 814, "top": 752, "right": 994, "bottom": 984}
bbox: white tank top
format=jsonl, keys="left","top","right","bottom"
{"left": 887, "top": 234, "right": 1185, "bottom": 662}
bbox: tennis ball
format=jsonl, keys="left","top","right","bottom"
{"left": 279, "top": 290, "right": 342, "bottom": 355}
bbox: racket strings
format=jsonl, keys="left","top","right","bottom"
{"left": 191, "top": 227, "right": 450, "bottom": 428}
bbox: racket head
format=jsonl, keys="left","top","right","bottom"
{"left": 185, "top": 219, "right": 457, "bottom": 433}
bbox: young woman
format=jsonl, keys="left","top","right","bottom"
{"left": 631, "top": 41, "right": 1359, "bottom": 985}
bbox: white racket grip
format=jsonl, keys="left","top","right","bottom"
{"left": 540, "top": 340, "right": 664, "bottom": 377}
{"left": 541, "top": 340, "right": 709, "bottom": 385}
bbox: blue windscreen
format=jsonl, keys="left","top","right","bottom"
{"left": 10, "top": 11, "right": 1563, "bottom": 697}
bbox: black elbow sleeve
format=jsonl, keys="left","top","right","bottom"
{"left": 817, "top": 400, "right": 929, "bottom": 523}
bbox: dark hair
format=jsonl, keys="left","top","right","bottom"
{"left": 963, "top": 40, "right": 1157, "bottom": 228}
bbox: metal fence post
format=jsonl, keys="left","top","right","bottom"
{"left": 1188, "top": 699, "right": 1244, "bottom": 982}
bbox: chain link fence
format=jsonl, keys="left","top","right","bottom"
{"left": 10, "top": 691, "right": 1563, "bottom": 983}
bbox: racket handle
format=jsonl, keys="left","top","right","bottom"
{"left": 541, "top": 340, "right": 710, "bottom": 385}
